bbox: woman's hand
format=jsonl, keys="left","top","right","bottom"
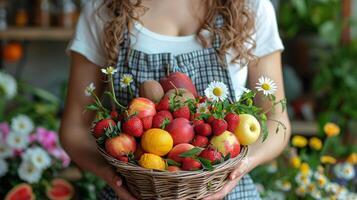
{"left": 101, "top": 165, "right": 137, "bottom": 200}
{"left": 202, "top": 157, "right": 257, "bottom": 200}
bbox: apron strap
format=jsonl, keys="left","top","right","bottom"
{"left": 212, "top": 15, "right": 224, "bottom": 50}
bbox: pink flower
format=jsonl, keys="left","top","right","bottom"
{"left": 0, "top": 122, "right": 10, "bottom": 142}
{"left": 49, "top": 148, "right": 71, "bottom": 167}
{"left": 35, "top": 128, "right": 58, "bottom": 151}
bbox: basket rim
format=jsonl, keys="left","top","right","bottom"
{"left": 98, "top": 145, "right": 248, "bottom": 176}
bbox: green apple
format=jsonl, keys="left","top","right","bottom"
{"left": 234, "top": 114, "right": 261, "bottom": 145}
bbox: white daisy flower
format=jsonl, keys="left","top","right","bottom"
{"left": 266, "top": 160, "right": 278, "bottom": 173}
{"left": 255, "top": 76, "right": 277, "bottom": 96}
{"left": 346, "top": 193, "right": 357, "bottom": 200}
{"left": 11, "top": 115, "right": 34, "bottom": 135}
{"left": 235, "top": 85, "right": 251, "bottom": 100}
{"left": 310, "top": 189, "right": 322, "bottom": 199}
{"left": 120, "top": 74, "right": 133, "bottom": 88}
{"left": 204, "top": 81, "right": 228, "bottom": 102}
{"left": 18, "top": 161, "right": 42, "bottom": 183}
{"left": 324, "top": 182, "right": 340, "bottom": 194}
{"left": 0, "top": 143, "right": 12, "bottom": 159}
{"left": 0, "top": 159, "right": 8, "bottom": 177}
{"left": 295, "top": 185, "right": 307, "bottom": 196}
{"left": 336, "top": 187, "right": 349, "bottom": 200}
{"left": 295, "top": 172, "right": 312, "bottom": 186}
{"left": 275, "top": 180, "right": 292, "bottom": 191}
{"left": 101, "top": 66, "right": 117, "bottom": 75}
{"left": 84, "top": 82, "right": 96, "bottom": 97}
{"left": 265, "top": 191, "right": 285, "bottom": 200}
{"left": 196, "top": 103, "right": 209, "bottom": 114}
{"left": 0, "top": 71, "right": 17, "bottom": 99}
{"left": 314, "top": 172, "right": 328, "bottom": 188}
{"left": 22, "top": 147, "right": 51, "bottom": 170}
{"left": 7, "top": 132, "right": 29, "bottom": 150}
{"left": 334, "top": 163, "right": 355, "bottom": 180}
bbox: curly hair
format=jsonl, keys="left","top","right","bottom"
{"left": 102, "top": 0, "right": 256, "bottom": 66}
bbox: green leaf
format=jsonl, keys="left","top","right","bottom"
{"left": 166, "top": 159, "right": 181, "bottom": 167}
{"left": 261, "top": 120, "right": 269, "bottom": 142}
{"left": 197, "top": 157, "right": 214, "bottom": 171}
{"left": 179, "top": 147, "right": 204, "bottom": 158}
{"left": 86, "top": 104, "right": 99, "bottom": 111}
{"left": 223, "top": 153, "right": 231, "bottom": 161}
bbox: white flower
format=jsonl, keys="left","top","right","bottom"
{"left": 11, "top": 115, "right": 34, "bottom": 135}
{"left": 0, "top": 143, "right": 12, "bottom": 159}
{"left": 334, "top": 163, "right": 355, "bottom": 180}
{"left": 275, "top": 180, "right": 291, "bottom": 191}
{"left": 310, "top": 189, "right": 322, "bottom": 199}
{"left": 255, "top": 76, "right": 277, "bottom": 96}
{"left": 264, "top": 190, "right": 285, "bottom": 200}
{"left": 120, "top": 74, "right": 133, "bottom": 88}
{"left": 18, "top": 161, "right": 42, "bottom": 183}
{"left": 314, "top": 172, "right": 328, "bottom": 188}
{"left": 101, "top": 66, "right": 117, "bottom": 75}
{"left": 295, "top": 185, "right": 307, "bottom": 196}
{"left": 236, "top": 85, "right": 251, "bottom": 100}
{"left": 336, "top": 187, "right": 349, "bottom": 200}
{"left": 204, "top": 81, "right": 228, "bottom": 102}
{"left": 346, "top": 193, "right": 357, "bottom": 200}
{"left": 255, "top": 183, "right": 265, "bottom": 194}
{"left": 295, "top": 172, "right": 312, "bottom": 186}
{"left": 0, "top": 159, "right": 8, "bottom": 177}
{"left": 266, "top": 161, "right": 278, "bottom": 173}
{"left": 84, "top": 82, "right": 96, "bottom": 97}
{"left": 7, "top": 132, "right": 29, "bottom": 150}
{"left": 324, "top": 182, "right": 339, "bottom": 194}
{"left": 0, "top": 72, "right": 17, "bottom": 99}
{"left": 22, "top": 147, "right": 51, "bottom": 170}
{"left": 196, "top": 103, "right": 209, "bottom": 114}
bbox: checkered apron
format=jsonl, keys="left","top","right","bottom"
{"left": 100, "top": 16, "right": 261, "bottom": 200}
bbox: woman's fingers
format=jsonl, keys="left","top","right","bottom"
{"left": 229, "top": 157, "right": 251, "bottom": 180}
{"left": 202, "top": 177, "right": 242, "bottom": 200}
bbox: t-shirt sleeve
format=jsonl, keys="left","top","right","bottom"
{"left": 66, "top": 0, "right": 106, "bottom": 66}
{"left": 252, "top": 0, "right": 284, "bottom": 57}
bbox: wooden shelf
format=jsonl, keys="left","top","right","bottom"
{"left": 0, "top": 27, "right": 74, "bottom": 41}
{"left": 291, "top": 120, "right": 318, "bottom": 136}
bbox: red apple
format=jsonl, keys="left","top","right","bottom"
{"left": 160, "top": 72, "right": 198, "bottom": 97}
{"left": 128, "top": 97, "right": 156, "bottom": 119}
{"left": 105, "top": 133, "right": 137, "bottom": 159}
{"left": 210, "top": 131, "right": 240, "bottom": 158}
{"left": 182, "top": 157, "right": 202, "bottom": 171}
{"left": 165, "top": 118, "right": 195, "bottom": 145}
{"left": 167, "top": 143, "right": 194, "bottom": 163}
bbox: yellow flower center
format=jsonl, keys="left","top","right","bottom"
{"left": 213, "top": 87, "right": 223, "bottom": 97}
{"left": 343, "top": 168, "right": 351, "bottom": 175}
{"left": 15, "top": 137, "right": 20, "bottom": 143}
{"left": 19, "top": 123, "right": 25, "bottom": 129}
{"left": 323, "top": 123, "right": 340, "bottom": 137}
{"left": 123, "top": 77, "right": 132, "bottom": 85}
{"left": 262, "top": 83, "right": 271, "bottom": 90}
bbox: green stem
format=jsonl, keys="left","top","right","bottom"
{"left": 109, "top": 75, "right": 126, "bottom": 110}
{"left": 128, "top": 86, "right": 134, "bottom": 99}
{"left": 90, "top": 91, "right": 108, "bottom": 113}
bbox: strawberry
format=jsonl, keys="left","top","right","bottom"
{"left": 156, "top": 96, "right": 170, "bottom": 111}
{"left": 224, "top": 112, "right": 240, "bottom": 132}
{"left": 122, "top": 116, "right": 144, "bottom": 137}
{"left": 182, "top": 157, "right": 202, "bottom": 171}
{"left": 192, "top": 119, "right": 204, "bottom": 127}
{"left": 206, "top": 115, "right": 216, "bottom": 124}
{"left": 211, "top": 119, "right": 227, "bottom": 136}
{"left": 194, "top": 123, "right": 212, "bottom": 136}
{"left": 141, "top": 116, "right": 153, "bottom": 130}
{"left": 199, "top": 148, "right": 222, "bottom": 164}
{"left": 118, "top": 156, "right": 129, "bottom": 163}
{"left": 110, "top": 110, "right": 119, "bottom": 119}
{"left": 152, "top": 114, "right": 171, "bottom": 129}
{"left": 173, "top": 106, "right": 190, "bottom": 119}
{"left": 93, "top": 119, "right": 116, "bottom": 138}
{"left": 157, "top": 110, "right": 173, "bottom": 121}
{"left": 190, "top": 113, "right": 201, "bottom": 121}
{"left": 191, "top": 135, "right": 209, "bottom": 147}
{"left": 198, "top": 96, "right": 207, "bottom": 103}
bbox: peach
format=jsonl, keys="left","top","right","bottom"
{"left": 105, "top": 133, "right": 137, "bottom": 159}
{"left": 210, "top": 131, "right": 240, "bottom": 158}
{"left": 167, "top": 143, "right": 194, "bottom": 163}
{"left": 128, "top": 97, "right": 156, "bottom": 119}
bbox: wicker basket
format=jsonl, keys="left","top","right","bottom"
{"left": 98, "top": 146, "right": 248, "bottom": 200}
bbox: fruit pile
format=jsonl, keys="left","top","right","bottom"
{"left": 87, "top": 68, "right": 268, "bottom": 172}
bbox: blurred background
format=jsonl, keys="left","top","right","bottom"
{"left": 0, "top": 0, "right": 356, "bottom": 199}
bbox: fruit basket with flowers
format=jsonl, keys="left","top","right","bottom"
{"left": 85, "top": 66, "right": 286, "bottom": 200}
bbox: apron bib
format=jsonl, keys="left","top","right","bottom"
{"left": 102, "top": 16, "right": 261, "bottom": 200}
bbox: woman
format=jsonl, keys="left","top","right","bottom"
{"left": 60, "top": 0, "right": 291, "bottom": 199}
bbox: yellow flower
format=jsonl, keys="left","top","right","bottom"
{"left": 346, "top": 152, "right": 357, "bottom": 165}
{"left": 320, "top": 156, "right": 337, "bottom": 164}
{"left": 300, "top": 162, "right": 310, "bottom": 175}
{"left": 290, "top": 156, "right": 301, "bottom": 168}
{"left": 309, "top": 137, "right": 322, "bottom": 150}
{"left": 295, "top": 186, "right": 307, "bottom": 196}
{"left": 292, "top": 135, "right": 308, "bottom": 148}
{"left": 324, "top": 122, "right": 340, "bottom": 137}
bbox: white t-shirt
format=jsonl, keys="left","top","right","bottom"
{"left": 67, "top": 0, "right": 284, "bottom": 100}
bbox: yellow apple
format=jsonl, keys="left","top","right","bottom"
{"left": 234, "top": 114, "right": 261, "bottom": 145}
